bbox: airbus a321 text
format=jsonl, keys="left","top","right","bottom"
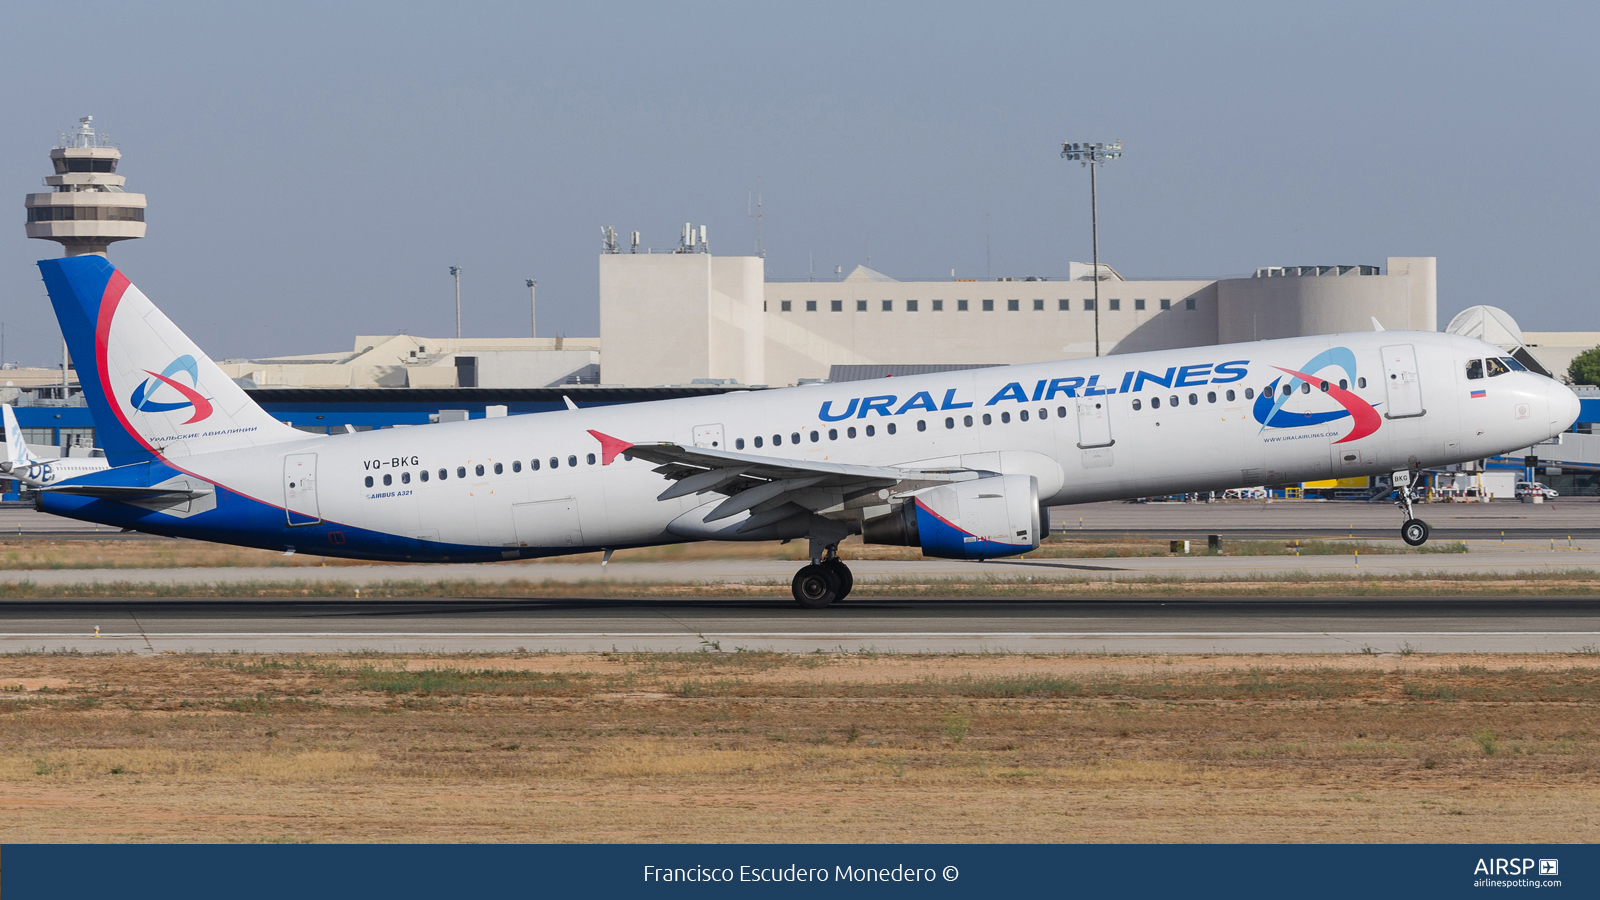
{"left": 32, "top": 257, "right": 1580, "bottom": 607}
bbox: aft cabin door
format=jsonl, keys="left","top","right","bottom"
{"left": 693, "top": 424, "right": 726, "bottom": 449}
{"left": 283, "top": 453, "right": 320, "bottom": 526}
{"left": 1380, "top": 344, "right": 1426, "bottom": 419}
{"left": 1075, "top": 396, "right": 1114, "bottom": 448}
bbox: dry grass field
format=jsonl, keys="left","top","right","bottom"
{"left": 2, "top": 651, "right": 1597, "bottom": 843}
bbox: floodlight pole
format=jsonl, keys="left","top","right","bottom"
{"left": 1062, "top": 140, "right": 1123, "bottom": 357}
{"left": 526, "top": 279, "right": 537, "bottom": 338}
{"left": 449, "top": 266, "right": 462, "bottom": 339}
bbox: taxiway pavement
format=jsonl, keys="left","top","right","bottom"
{"left": 5, "top": 596, "right": 1599, "bottom": 655}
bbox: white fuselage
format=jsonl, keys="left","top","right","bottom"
{"left": 120, "top": 330, "right": 1573, "bottom": 557}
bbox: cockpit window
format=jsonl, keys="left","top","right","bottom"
{"left": 1466, "top": 359, "right": 1484, "bottom": 380}
{"left": 1486, "top": 357, "right": 1511, "bottom": 377}
{"left": 1501, "top": 356, "right": 1527, "bottom": 372}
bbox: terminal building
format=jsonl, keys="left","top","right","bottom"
{"left": 599, "top": 232, "right": 1438, "bottom": 387}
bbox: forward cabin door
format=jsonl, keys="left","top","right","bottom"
{"left": 283, "top": 453, "right": 320, "bottom": 526}
{"left": 1381, "top": 344, "right": 1426, "bottom": 419}
{"left": 693, "top": 423, "right": 726, "bottom": 450}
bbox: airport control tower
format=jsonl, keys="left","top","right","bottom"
{"left": 24, "top": 116, "right": 146, "bottom": 256}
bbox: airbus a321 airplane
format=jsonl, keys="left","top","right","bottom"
{"left": 32, "top": 256, "right": 1581, "bottom": 607}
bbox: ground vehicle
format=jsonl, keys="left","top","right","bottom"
{"left": 1515, "top": 481, "right": 1559, "bottom": 499}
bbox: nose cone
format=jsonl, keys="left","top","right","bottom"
{"left": 1550, "top": 380, "right": 1582, "bottom": 436}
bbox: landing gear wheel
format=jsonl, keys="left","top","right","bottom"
{"left": 823, "top": 559, "right": 853, "bottom": 601}
{"left": 1401, "top": 518, "right": 1430, "bottom": 547}
{"left": 792, "top": 564, "right": 841, "bottom": 609}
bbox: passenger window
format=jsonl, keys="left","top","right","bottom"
{"left": 828, "top": 428, "right": 838, "bottom": 440}
{"left": 1152, "top": 397, "right": 1161, "bottom": 409}
{"left": 1225, "top": 390, "right": 1235, "bottom": 401}
{"left": 1132, "top": 399, "right": 1142, "bottom": 411}
{"left": 1057, "top": 406, "right": 1066, "bottom": 418}
{"left": 1020, "top": 410, "right": 1029, "bottom": 421}
{"left": 1358, "top": 377, "right": 1367, "bottom": 388}
{"left": 549, "top": 458, "right": 558, "bottom": 469}
{"left": 963, "top": 415, "right": 973, "bottom": 427}
{"left": 531, "top": 459, "right": 540, "bottom": 470}
{"left": 568, "top": 455, "right": 578, "bottom": 467}
{"left": 1001, "top": 412, "right": 1011, "bottom": 423}
{"left": 945, "top": 417, "right": 955, "bottom": 429}
{"left": 512, "top": 461, "right": 521, "bottom": 473}
{"left": 457, "top": 466, "right": 467, "bottom": 478}
{"left": 1038, "top": 408, "right": 1048, "bottom": 419}
{"left": 1466, "top": 359, "right": 1484, "bottom": 380}
{"left": 1300, "top": 383, "right": 1310, "bottom": 394}
{"left": 587, "top": 453, "right": 596, "bottom": 465}
{"left": 1169, "top": 395, "right": 1179, "bottom": 407}
{"left": 1486, "top": 357, "right": 1510, "bottom": 377}
{"left": 754, "top": 436, "right": 763, "bottom": 448}
{"left": 982, "top": 413, "right": 992, "bottom": 425}
{"left": 809, "top": 431, "right": 819, "bottom": 442}
{"left": 1244, "top": 388, "right": 1254, "bottom": 400}
{"left": 1337, "top": 380, "right": 1347, "bottom": 391}
{"left": 847, "top": 427, "right": 856, "bottom": 438}
{"left": 887, "top": 422, "right": 897, "bottom": 435}
{"left": 1188, "top": 394, "right": 1198, "bottom": 405}
{"left": 475, "top": 464, "right": 485, "bottom": 477}
{"left": 439, "top": 468, "right": 448, "bottom": 480}
{"left": 1207, "top": 391, "right": 1216, "bottom": 403}
{"left": 1282, "top": 384, "right": 1292, "bottom": 397}
{"left": 364, "top": 476, "right": 373, "bottom": 487}
{"left": 791, "top": 433, "right": 800, "bottom": 444}
{"left": 866, "top": 425, "right": 875, "bottom": 437}
{"left": 493, "top": 462, "right": 503, "bottom": 475}
{"left": 916, "top": 420, "right": 926, "bottom": 431}
{"left": 383, "top": 474, "right": 392, "bottom": 486}
{"left": 773, "top": 434, "right": 782, "bottom": 445}
{"left": 736, "top": 438, "right": 745, "bottom": 449}
{"left": 401, "top": 472, "right": 411, "bottom": 484}
{"left": 420, "top": 470, "right": 429, "bottom": 482}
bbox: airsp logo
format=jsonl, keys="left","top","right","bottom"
{"left": 1540, "top": 859, "right": 1559, "bottom": 876}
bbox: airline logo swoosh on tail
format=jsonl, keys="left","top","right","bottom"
{"left": 128, "top": 355, "right": 214, "bottom": 425}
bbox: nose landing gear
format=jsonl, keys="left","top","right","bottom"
{"left": 1393, "top": 470, "right": 1430, "bottom": 547}
{"left": 792, "top": 544, "right": 853, "bottom": 609}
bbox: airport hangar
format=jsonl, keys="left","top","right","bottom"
{"left": 10, "top": 120, "right": 1600, "bottom": 494}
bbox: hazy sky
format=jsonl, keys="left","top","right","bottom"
{"left": 1, "top": 1, "right": 1596, "bottom": 366}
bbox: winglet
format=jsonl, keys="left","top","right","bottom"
{"left": 1370, "top": 317, "right": 1386, "bottom": 332}
{"left": 587, "top": 429, "right": 633, "bottom": 465}
{"left": 563, "top": 395, "right": 579, "bottom": 411}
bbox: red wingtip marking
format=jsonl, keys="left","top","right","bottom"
{"left": 588, "top": 430, "right": 633, "bottom": 465}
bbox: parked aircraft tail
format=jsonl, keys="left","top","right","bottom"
{"left": 37, "top": 256, "right": 307, "bottom": 466}
{"left": 1, "top": 404, "right": 45, "bottom": 471}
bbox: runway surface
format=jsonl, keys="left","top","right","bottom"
{"left": 0, "top": 538, "right": 1594, "bottom": 588}
{"left": 6, "top": 596, "right": 1599, "bottom": 654}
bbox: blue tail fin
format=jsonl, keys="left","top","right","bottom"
{"left": 38, "top": 256, "right": 305, "bottom": 466}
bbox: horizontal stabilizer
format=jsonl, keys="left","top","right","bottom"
{"left": 40, "top": 484, "right": 213, "bottom": 501}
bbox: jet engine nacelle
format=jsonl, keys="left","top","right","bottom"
{"left": 862, "top": 473, "right": 1040, "bottom": 560}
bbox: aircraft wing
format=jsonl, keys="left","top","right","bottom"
{"left": 588, "top": 429, "right": 974, "bottom": 532}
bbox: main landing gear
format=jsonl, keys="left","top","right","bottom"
{"left": 1394, "top": 471, "right": 1430, "bottom": 547}
{"left": 792, "top": 544, "right": 853, "bottom": 609}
